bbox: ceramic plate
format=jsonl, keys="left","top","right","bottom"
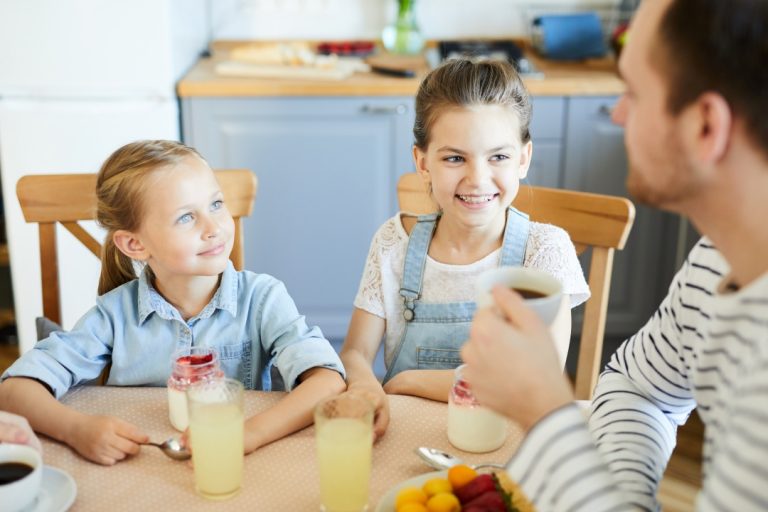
{"left": 375, "top": 470, "right": 447, "bottom": 512}
{"left": 20, "top": 466, "right": 77, "bottom": 512}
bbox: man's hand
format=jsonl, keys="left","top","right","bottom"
{"left": 65, "top": 414, "right": 148, "bottom": 465}
{"left": 461, "top": 286, "right": 574, "bottom": 431}
{"left": 0, "top": 411, "right": 42, "bottom": 452}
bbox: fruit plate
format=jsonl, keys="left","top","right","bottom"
{"left": 374, "top": 470, "right": 447, "bottom": 512}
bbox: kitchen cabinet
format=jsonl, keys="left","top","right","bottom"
{"left": 562, "top": 96, "right": 678, "bottom": 344}
{"left": 182, "top": 96, "right": 567, "bottom": 341}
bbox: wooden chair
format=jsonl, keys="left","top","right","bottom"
{"left": 16, "top": 170, "right": 258, "bottom": 326}
{"left": 397, "top": 173, "right": 635, "bottom": 399}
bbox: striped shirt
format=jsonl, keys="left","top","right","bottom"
{"left": 507, "top": 239, "right": 768, "bottom": 511}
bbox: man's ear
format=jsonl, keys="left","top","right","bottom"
{"left": 686, "top": 92, "right": 732, "bottom": 165}
{"left": 518, "top": 141, "right": 533, "bottom": 180}
{"left": 112, "top": 230, "right": 148, "bottom": 261}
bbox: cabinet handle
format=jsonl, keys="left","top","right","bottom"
{"left": 360, "top": 104, "right": 407, "bottom": 115}
{"left": 598, "top": 104, "right": 615, "bottom": 117}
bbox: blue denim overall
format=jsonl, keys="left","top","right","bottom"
{"left": 382, "top": 207, "right": 530, "bottom": 383}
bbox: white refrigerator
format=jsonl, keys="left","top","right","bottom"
{"left": 0, "top": 0, "right": 209, "bottom": 351}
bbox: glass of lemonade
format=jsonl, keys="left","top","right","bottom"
{"left": 187, "top": 378, "right": 244, "bottom": 500}
{"left": 314, "top": 394, "right": 374, "bottom": 512}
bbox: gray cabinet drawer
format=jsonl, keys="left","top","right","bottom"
{"left": 530, "top": 97, "right": 566, "bottom": 140}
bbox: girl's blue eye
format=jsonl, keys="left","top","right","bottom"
{"left": 490, "top": 154, "right": 510, "bottom": 162}
{"left": 444, "top": 155, "right": 464, "bottom": 163}
{"left": 178, "top": 213, "right": 193, "bottom": 224}
{"left": 211, "top": 199, "right": 224, "bottom": 211}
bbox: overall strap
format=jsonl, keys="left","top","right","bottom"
{"left": 399, "top": 214, "right": 438, "bottom": 320}
{"left": 499, "top": 206, "right": 531, "bottom": 267}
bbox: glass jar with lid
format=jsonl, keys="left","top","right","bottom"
{"left": 167, "top": 346, "right": 223, "bottom": 431}
{"left": 447, "top": 364, "right": 508, "bottom": 453}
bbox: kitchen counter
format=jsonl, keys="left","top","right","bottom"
{"left": 177, "top": 41, "right": 625, "bottom": 98}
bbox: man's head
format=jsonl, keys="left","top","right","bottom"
{"left": 612, "top": 0, "right": 768, "bottom": 210}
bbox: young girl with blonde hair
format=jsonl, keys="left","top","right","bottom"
{"left": 341, "top": 58, "right": 590, "bottom": 438}
{"left": 0, "top": 140, "right": 345, "bottom": 465}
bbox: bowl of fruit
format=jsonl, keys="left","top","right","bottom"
{"left": 376, "top": 464, "right": 535, "bottom": 512}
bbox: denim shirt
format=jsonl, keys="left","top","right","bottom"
{"left": 2, "top": 262, "right": 345, "bottom": 398}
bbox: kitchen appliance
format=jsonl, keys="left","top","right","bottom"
{"left": 0, "top": 0, "right": 209, "bottom": 351}
{"left": 531, "top": 12, "right": 607, "bottom": 60}
{"left": 438, "top": 40, "right": 541, "bottom": 77}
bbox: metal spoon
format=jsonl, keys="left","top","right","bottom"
{"left": 145, "top": 437, "right": 191, "bottom": 461}
{"left": 415, "top": 446, "right": 505, "bottom": 471}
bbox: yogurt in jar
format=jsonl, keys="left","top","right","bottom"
{"left": 447, "top": 365, "right": 508, "bottom": 453}
{"left": 167, "top": 348, "right": 222, "bottom": 431}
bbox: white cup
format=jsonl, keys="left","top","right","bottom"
{"left": 0, "top": 444, "right": 43, "bottom": 512}
{"left": 476, "top": 267, "right": 563, "bottom": 325}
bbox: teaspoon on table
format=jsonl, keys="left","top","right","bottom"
{"left": 415, "top": 446, "right": 505, "bottom": 471}
{"left": 145, "top": 437, "right": 191, "bottom": 461}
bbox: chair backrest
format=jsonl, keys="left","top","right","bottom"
{"left": 397, "top": 172, "right": 635, "bottom": 399}
{"left": 16, "top": 169, "right": 258, "bottom": 326}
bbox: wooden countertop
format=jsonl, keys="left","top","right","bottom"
{"left": 177, "top": 41, "right": 625, "bottom": 98}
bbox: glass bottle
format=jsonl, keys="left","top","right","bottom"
{"left": 447, "top": 364, "right": 508, "bottom": 453}
{"left": 381, "top": 0, "right": 424, "bottom": 55}
{"left": 167, "top": 346, "right": 223, "bottom": 431}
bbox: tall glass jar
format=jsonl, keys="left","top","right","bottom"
{"left": 447, "top": 364, "right": 508, "bottom": 453}
{"left": 167, "top": 347, "right": 223, "bottom": 431}
{"left": 381, "top": 0, "right": 424, "bottom": 55}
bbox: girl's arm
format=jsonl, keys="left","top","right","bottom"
{"left": 0, "top": 377, "right": 148, "bottom": 465}
{"left": 339, "top": 308, "right": 390, "bottom": 439}
{"left": 385, "top": 296, "right": 572, "bottom": 402}
{"left": 382, "top": 369, "right": 454, "bottom": 402}
{"left": 243, "top": 367, "right": 345, "bottom": 453}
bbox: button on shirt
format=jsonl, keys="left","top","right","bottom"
{"left": 2, "top": 262, "right": 345, "bottom": 398}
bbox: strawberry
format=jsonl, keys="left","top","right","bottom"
{"left": 462, "top": 489, "right": 507, "bottom": 511}
{"left": 454, "top": 473, "right": 497, "bottom": 504}
{"left": 176, "top": 353, "right": 213, "bottom": 365}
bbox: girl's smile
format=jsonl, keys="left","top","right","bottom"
{"left": 198, "top": 243, "right": 227, "bottom": 257}
{"left": 455, "top": 192, "right": 500, "bottom": 208}
{"left": 415, "top": 104, "right": 532, "bottom": 232}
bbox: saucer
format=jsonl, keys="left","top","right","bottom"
{"left": 19, "top": 466, "right": 77, "bottom": 512}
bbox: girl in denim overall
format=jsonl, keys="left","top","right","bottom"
{"left": 340, "top": 59, "right": 590, "bottom": 438}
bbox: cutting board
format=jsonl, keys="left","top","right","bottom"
{"left": 215, "top": 59, "right": 369, "bottom": 81}
{"left": 366, "top": 53, "right": 429, "bottom": 73}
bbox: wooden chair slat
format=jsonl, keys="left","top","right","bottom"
{"left": 61, "top": 222, "right": 102, "bottom": 259}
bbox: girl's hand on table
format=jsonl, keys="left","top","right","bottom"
{"left": 66, "top": 414, "right": 148, "bottom": 465}
{"left": 345, "top": 386, "right": 390, "bottom": 442}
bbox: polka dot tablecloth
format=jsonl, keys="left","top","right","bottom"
{"left": 42, "top": 387, "right": 524, "bottom": 511}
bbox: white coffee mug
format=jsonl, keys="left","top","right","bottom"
{"left": 476, "top": 267, "right": 563, "bottom": 325}
{"left": 0, "top": 443, "right": 43, "bottom": 512}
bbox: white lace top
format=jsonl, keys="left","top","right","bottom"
{"left": 353, "top": 213, "right": 591, "bottom": 363}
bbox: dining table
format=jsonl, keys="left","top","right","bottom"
{"left": 40, "top": 386, "right": 525, "bottom": 511}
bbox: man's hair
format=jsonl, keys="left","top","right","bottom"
{"left": 655, "top": 0, "right": 768, "bottom": 156}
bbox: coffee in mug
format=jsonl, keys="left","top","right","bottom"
{"left": 476, "top": 267, "right": 563, "bottom": 325}
{"left": 0, "top": 444, "right": 43, "bottom": 512}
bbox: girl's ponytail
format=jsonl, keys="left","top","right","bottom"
{"left": 98, "top": 236, "right": 139, "bottom": 296}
